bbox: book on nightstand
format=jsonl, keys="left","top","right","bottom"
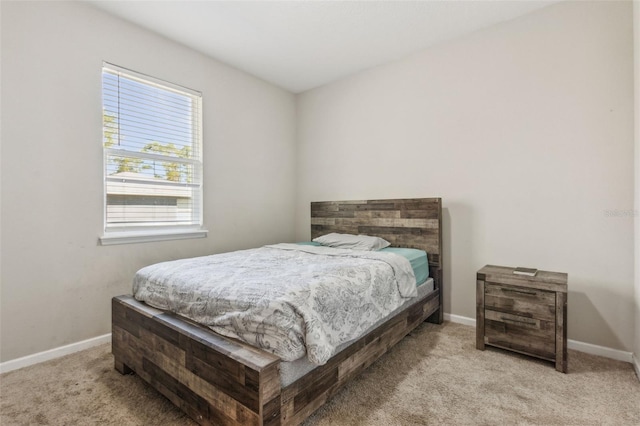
{"left": 513, "top": 267, "right": 538, "bottom": 277}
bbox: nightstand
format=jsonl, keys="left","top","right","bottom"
{"left": 476, "top": 265, "right": 568, "bottom": 373}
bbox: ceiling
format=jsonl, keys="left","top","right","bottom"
{"left": 88, "top": 1, "right": 557, "bottom": 93}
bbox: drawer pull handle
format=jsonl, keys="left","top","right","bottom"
{"left": 500, "top": 316, "right": 536, "bottom": 325}
{"left": 502, "top": 288, "right": 537, "bottom": 296}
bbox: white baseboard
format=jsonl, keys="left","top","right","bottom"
{"left": 444, "top": 314, "right": 635, "bottom": 364}
{"left": 566, "top": 338, "right": 633, "bottom": 363}
{"left": 0, "top": 333, "right": 112, "bottom": 374}
{"left": 633, "top": 353, "right": 640, "bottom": 381}
{"left": 444, "top": 313, "right": 477, "bottom": 327}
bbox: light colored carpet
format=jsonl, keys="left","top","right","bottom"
{"left": 1, "top": 322, "right": 638, "bottom": 425}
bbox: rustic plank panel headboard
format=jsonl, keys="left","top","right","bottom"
{"left": 310, "top": 198, "right": 442, "bottom": 270}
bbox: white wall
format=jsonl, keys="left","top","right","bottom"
{"left": 296, "top": 1, "right": 635, "bottom": 351}
{"left": 0, "top": 1, "right": 296, "bottom": 362}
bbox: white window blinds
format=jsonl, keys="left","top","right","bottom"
{"left": 101, "top": 63, "right": 203, "bottom": 239}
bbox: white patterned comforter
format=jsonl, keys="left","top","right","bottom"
{"left": 133, "top": 243, "right": 417, "bottom": 364}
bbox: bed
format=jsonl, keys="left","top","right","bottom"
{"left": 112, "top": 197, "right": 443, "bottom": 425}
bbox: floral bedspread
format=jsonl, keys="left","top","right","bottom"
{"left": 133, "top": 243, "right": 417, "bottom": 364}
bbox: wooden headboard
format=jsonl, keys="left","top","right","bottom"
{"left": 310, "top": 198, "right": 442, "bottom": 270}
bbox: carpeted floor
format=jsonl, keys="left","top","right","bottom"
{"left": 1, "top": 322, "right": 638, "bottom": 425}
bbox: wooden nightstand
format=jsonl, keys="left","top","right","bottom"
{"left": 476, "top": 265, "right": 568, "bottom": 373}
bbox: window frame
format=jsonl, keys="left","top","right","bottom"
{"left": 99, "top": 62, "right": 207, "bottom": 245}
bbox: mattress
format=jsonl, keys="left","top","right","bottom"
{"left": 279, "top": 276, "right": 435, "bottom": 386}
{"left": 380, "top": 247, "right": 429, "bottom": 285}
{"left": 298, "top": 242, "right": 429, "bottom": 285}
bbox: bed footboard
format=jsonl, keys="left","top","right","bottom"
{"left": 112, "top": 296, "right": 281, "bottom": 426}
{"left": 112, "top": 288, "right": 439, "bottom": 426}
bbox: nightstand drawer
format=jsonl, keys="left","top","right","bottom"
{"left": 484, "top": 309, "right": 556, "bottom": 360}
{"left": 485, "top": 282, "right": 555, "bottom": 320}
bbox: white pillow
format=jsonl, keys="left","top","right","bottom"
{"left": 312, "top": 233, "right": 390, "bottom": 251}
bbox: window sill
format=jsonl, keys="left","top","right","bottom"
{"left": 99, "top": 229, "right": 208, "bottom": 246}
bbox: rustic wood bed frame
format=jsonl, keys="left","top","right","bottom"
{"left": 112, "top": 197, "right": 442, "bottom": 425}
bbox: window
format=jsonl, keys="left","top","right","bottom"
{"left": 100, "top": 63, "right": 206, "bottom": 245}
